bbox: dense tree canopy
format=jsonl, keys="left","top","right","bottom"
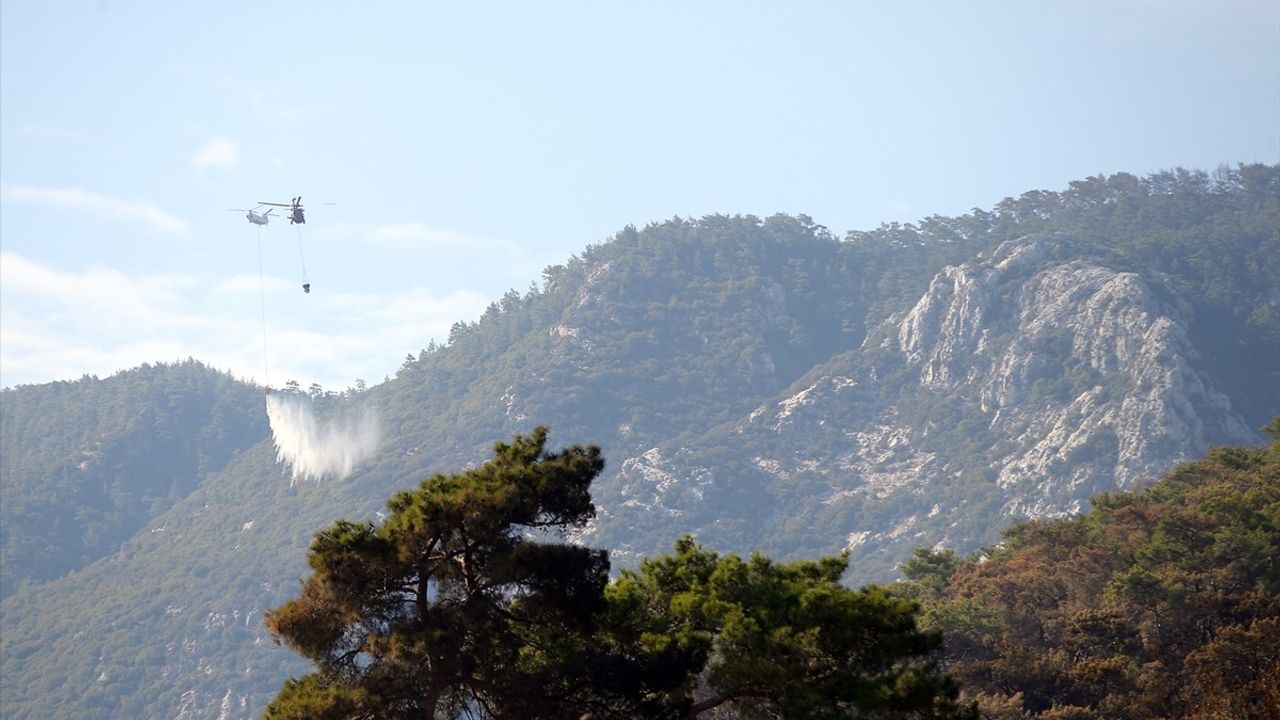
{"left": 606, "top": 537, "right": 973, "bottom": 719}
{"left": 900, "top": 423, "right": 1280, "bottom": 719}
{"left": 265, "top": 427, "right": 613, "bottom": 719}
{"left": 265, "top": 429, "right": 972, "bottom": 719}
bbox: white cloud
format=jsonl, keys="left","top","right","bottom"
{"left": 0, "top": 252, "right": 491, "bottom": 392}
{"left": 1, "top": 185, "right": 189, "bottom": 234}
{"left": 194, "top": 137, "right": 240, "bottom": 169}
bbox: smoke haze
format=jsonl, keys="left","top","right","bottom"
{"left": 265, "top": 392, "right": 380, "bottom": 484}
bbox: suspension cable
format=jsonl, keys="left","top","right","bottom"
{"left": 258, "top": 226, "right": 270, "bottom": 392}
{"left": 296, "top": 225, "right": 309, "bottom": 288}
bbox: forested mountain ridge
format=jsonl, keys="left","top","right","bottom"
{"left": 841, "top": 164, "right": 1279, "bottom": 427}
{"left": 0, "top": 360, "right": 268, "bottom": 599}
{"left": 376, "top": 164, "right": 1276, "bottom": 490}
{"left": 376, "top": 212, "right": 865, "bottom": 463}
{"left": 0, "top": 165, "right": 1275, "bottom": 719}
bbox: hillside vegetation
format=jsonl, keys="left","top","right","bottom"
{"left": 900, "top": 420, "right": 1280, "bottom": 719}
{"left": 263, "top": 428, "right": 973, "bottom": 720}
{"left": 0, "top": 165, "right": 1275, "bottom": 719}
{"left": 390, "top": 164, "right": 1277, "bottom": 463}
{"left": 0, "top": 360, "right": 267, "bottom": 598}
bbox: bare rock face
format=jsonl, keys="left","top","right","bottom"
{"left": 587, "top": 234, "right": 1257, "bottom": 580}
{"left": 894, "top": 234, "right": 1253, "bottom": 515}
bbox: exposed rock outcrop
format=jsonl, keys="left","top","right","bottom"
{"left": 893, "top": 234, "right": 1253, "bottom": 514}
{"left": 588, "top": 234, "right": 1257, "bottom": 578}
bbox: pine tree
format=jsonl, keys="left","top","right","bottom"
{"left": 265, "top": 429, "right": 975, "bottom": 719}
{"left": 605, "top": 537, "right": 975, "bottom": 719}
{"left": 264, "top": 427, "right": 611, "bottom": 719}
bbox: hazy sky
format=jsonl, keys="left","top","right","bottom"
{"left": 3, "top": 1, "right": 1278, "bottom": 391}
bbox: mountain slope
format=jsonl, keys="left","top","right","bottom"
{"left": 0, "top": 166, "right": 1275, "bottom": 719}
{"left": 0, "top": 360, "right": 268, "bottom": 599}
{"left": 581, "top": 234, "right": 1258, "bottom": 578}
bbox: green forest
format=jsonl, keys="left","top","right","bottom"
{"left": 424, "top": 163, "right": 1277, "bottom": 435}
{"left": 261, "top": 425, "right": 1279, "bottom": 719}
{"left": 0, "top": 360, "right": 267, "bottom": 599}
{"left": 901, "top": 419, "right": 1280, "bottom": 719}
{"left": 261, "top": 428, "right": 968, "bottom": 719}
{"left": 374, "top": 164, "right": 1277, "bottom": 574}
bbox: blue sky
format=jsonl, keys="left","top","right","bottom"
{"left": 3, "top": 1, "right": 1278, "bottom": 391}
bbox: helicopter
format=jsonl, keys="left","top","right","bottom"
{"left": 230, "top": 206, "right": 275, "bottom": 226}
{"left": 258, "top": 196, "right": 334, "bottom": 225}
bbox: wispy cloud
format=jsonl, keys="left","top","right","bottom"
{"left": 194, "top": 137, "right": 240, "bottom": 169}
{"left": 0, "top": 252, "right": 490, "bottom": 391}
{"left": 1, "top": 185, "right": 189, "bottom": 234}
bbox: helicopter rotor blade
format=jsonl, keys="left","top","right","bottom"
{"left": 255, "top": 199, "right": 334, "bottom": 208}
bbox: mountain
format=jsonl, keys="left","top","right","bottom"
{"left": 0, "top": 165, "right": 1275, "bottom": 718}
{"left": 581, "top": 232, "right": 1258, "bottom": 578}
{"left": 0, "top": 360, "right": 268, "bottom": 599}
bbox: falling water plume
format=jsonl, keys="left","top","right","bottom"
{"left": 265, "top": 392, "right": 380, "bottom": 484}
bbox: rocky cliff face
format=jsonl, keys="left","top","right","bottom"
{"left": 897, "top": 233, "right": 1253, "bottom": 513}
{"left": 586, "top": 234, "right": 1257, "bottom": 577}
